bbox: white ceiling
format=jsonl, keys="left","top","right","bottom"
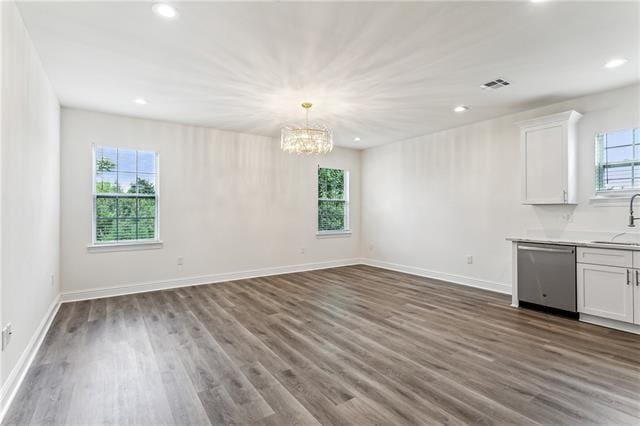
{"left": 17, "top": 1, "right": 639, "bottom": 149}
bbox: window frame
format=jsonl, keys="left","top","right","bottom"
{"left": 594, "top": 127, "right": 640, "bottom": 197}
{"left": 90, "top": 145, "right": 161, "bottom": 248}
{"left": 316, "top": 166, "right": 351, "bottom": 236}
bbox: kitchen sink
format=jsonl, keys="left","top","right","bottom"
{"left": 591, "top": 240, "right": 640, "bottom": 246}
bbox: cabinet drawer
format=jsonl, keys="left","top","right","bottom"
{"left": 633, "top": 251, "right": 640, "bottom": 269}
{"left": 576, "top": 247, "right": 631, "bottom": 268}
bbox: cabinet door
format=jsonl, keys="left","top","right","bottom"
{"left": 635, "top": 270, "right": 640, "bottom": 325}
{"left": 522, "top": 124, "right": 566, "bottom": 204}
{"left": 577, "top": 264, "right": 634, "bottom": 323}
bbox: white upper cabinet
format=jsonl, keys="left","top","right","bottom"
{"left": 518, "top": 110, "right": 582, "bottom": 204}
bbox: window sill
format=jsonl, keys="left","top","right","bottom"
{"left": 316, "top": 230, "right": 352, "bottom": 239}
{"left": 589, "top": 191, "right": 637, "bottom": 207}
{"left": 87, "top": 240, "right": 163, "bottom": 253}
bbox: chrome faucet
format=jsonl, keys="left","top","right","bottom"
{"left": 629, "top": 194, "right": 640, "bottom": 227}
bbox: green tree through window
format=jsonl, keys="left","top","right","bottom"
{"left": 94, "top": 147, "right": 158, "bottom": 243}
{"left": 318, "top": 168, "right": 349, "bottom": 232}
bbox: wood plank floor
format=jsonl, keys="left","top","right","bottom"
{"left": 4, "top": 265, "right": 640, "bottom": 425}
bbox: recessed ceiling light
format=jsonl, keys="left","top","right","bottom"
{"left": 152, "top": 3, "right": 178, "bottom": 19}
{"left": 530, "top": 0, "right": 548, "bottom": 3}
{"left": 132, "top": 97, "right": 148, "bottom": 105}
{"left": 454, "top": 105, "right": 468, "bottom": 113}
{"left": 605, "top": 58, "right": 628, "bottom": 69}
{"left": 354, "top": 137, "right": 361, "bottom": 142}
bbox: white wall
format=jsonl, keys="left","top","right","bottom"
{"left": 60, "top": 108, "right": 360, "bottom": 296}
{"left": 61, "top": 84, "right": 640, "bottom": 297}
{"left": 362, "top": 84, "right": 640, "bottom": 292}
{"left": 1, "top": 0, "right": 60, "bottom": 391}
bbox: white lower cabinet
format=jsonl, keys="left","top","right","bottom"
{"left": 576, "top": 263, "right": 634, "bottom": 323}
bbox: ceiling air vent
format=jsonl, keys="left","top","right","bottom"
{"left": 480, "top": 78, "right": 511, "bottom": 90}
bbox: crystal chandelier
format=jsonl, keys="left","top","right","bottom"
{"left": 281, "top": 102, "right": 333, "bottom": 155}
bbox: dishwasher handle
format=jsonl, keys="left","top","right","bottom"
{"left": 518, "top": 245, "right": 575, "bottom": 254}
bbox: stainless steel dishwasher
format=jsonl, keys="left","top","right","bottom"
{"left": 517, "top": 243, "right": 577, "bottom": 314}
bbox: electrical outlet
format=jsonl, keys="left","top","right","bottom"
{"left": 2, "top": 323, "right": 13, "bottom": 351}
{"left": 466, "top": 255, "right": 473, "bottom": 264}
{"left": 300, "top": 248, "right": 305, "bottom": 255}
{"left": 50, "top": 274, "right": 55, "bottom": 287}
{"left": 177, "top": 256, "right": 184, "bottom": 266}
{"left": 369, "top": 244, "right": 374, "bottom": 251}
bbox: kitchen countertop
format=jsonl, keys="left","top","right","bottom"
{"left": 506, "top": 236, "right": 640, "bottom": 251}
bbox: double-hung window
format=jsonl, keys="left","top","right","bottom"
{"left": 93, "top": 146, "right": 159, "bottom": 244}
{"left": 595, "top": 128, "right": 640, "bottom": 193}
{"left": 317, "top": 167, "right": 349, "bottom": 234}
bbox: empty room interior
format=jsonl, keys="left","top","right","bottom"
{"left": 1, "top": 0, "right": 640, "bottom": 424}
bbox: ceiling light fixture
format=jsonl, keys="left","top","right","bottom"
{"left": 132, "top": 97, "right": 148, "bottom": 105}
{"left": 454, "top": 105, "right": 468, "bottom": 113}
{"left": 605, "top": 58, "right": 628, "bottom": 69}
{"left": 354, "top": 137, "right": 361, "bottom": 142}
{"left": 281, "top": 102, "right": 333, "bottom": 155}
{"left": 152, "top": 3, "right": 178, "bottom": 19}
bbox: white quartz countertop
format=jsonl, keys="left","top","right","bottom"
{"left": 506, "top": 236, "right": 640, "bottom": 251}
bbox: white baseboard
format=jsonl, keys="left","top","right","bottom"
{"left": 0, "top": 295, "right": 61, "bottom": 423}
{"left": 580, "top": 314, "right": 640, "bottom": 335}
{"left": 60, "top": 258, "right": 361, "bottom": 302}
{"left": 59, "top": 257, "right": 512, "bottom": 303}
{"left": 360, "top": 258, "right": 512, "bottom": 295}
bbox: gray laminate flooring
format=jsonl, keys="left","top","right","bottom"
{"left": 4, "top": 265, "right": 640, "bottom": 425}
